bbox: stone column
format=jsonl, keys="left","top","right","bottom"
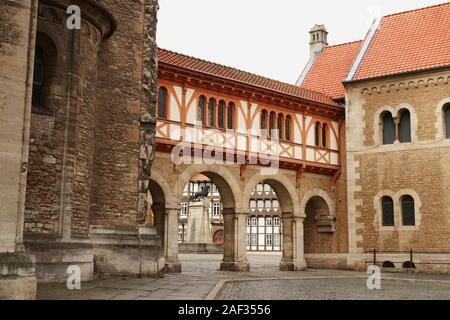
{"left": 164, "top": 205, "right": 181, "bottom": 273}
{"left": 0, "top": 0, "right": 38, "bottom": 299}
{"left": 280, "top": 214, "right": 307, "bottom": 271}
{"left": 220, "top": 209, "right": 250, "bottom": 272}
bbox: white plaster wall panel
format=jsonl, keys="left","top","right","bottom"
{"left": 295, "top": 114, "right": 303, "bottom": 144}
{"left": 237, "top": 135, "right": 247, "bottom": 152}
{"left": 331, "top": 152, "right": 339, "bottom": 165}
{"left": 306, "top": 148, "right": 315, "bottom": 162}
{"left": 330, "top": 121, "right": 339, "bottom": 151}
{"left": 306, "top": 116, "right": 315, "bottom": 146}
{"left": 169, "top": 86, "right": 182, "bottom": 122}
{"left": 249, "top": 103, "right": 260, "bottom": 136}
{"left": 169, "top": 124, "right": 181, "bottom": 141}
{"left": 250, "top": 137, "right": 259, "bottom": 154}
{"left": 294, "top": 146, "right": 302, "bottom": 160}
{"left": 237, "top": 101, "right": 248, "bottom": 134}
{"left": 225, "top": 133, "right": 236, "bottom": 150}
{"left": 186, "top": 89, "right": 196, "bottom": 124}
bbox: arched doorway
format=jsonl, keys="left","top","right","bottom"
{"left": 213, "top": 230, "right": 225, "bottom": 245}
{"left": 303, "top": 195, "right": 336, "bottom": 254}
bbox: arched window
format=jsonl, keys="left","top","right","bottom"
{"left": 261, "top": 109, "right": 268, "bottom": 134}
{"left": 218, "top": 100, "right": 225, "bottom": 129}
{"left": 444, "top": 104, "right": 450, "bottom": 139}
{"left": 269, "top": 112, "right": 276, "bottom": 138}
{"left": 208, "top": 98, "right": 216, "bottom": 127}
{"left": 398, "top": 109, "right": 411, "bottom": 143}
{"left": 285, "top": 116, "right": 292, "bottom": 141}
{"left": 315, "top": 122, "right": 321, "bottom": 147}
{"left": 198, "top": 95, "right": 206, "bottom": 125}
{"left": 227, "top": 102, "right": 234, "bottom": 130}
{"left": 401, "top": 195, "right": 415, "bottom": 226}
{"left": 32, "top": 45, "right": 44, "bottom": 109}
{"left": 322, "top": 123, "right": 328, "bottom": 148}
{"left": 382, "top": 112, "right": 395, "bottom": 145}
{"left": 381, "top": 196, "right": 394, "bottom": 227}
{"left": 277, "top": 113, "right": 284, "bottom": 140}
{"left": 157, "top": 87, "right": 168, "bottom": 119}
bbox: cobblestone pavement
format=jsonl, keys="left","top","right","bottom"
{"left": 37, "top": 253, "right": 450, "bottom": 300}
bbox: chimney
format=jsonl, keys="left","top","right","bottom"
{"left": 309, "top": 24, "right": 328, "bottom": 57}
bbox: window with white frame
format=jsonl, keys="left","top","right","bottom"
{"left": 274, "top": 217, "right": 281, "bottom": 227}
{"left": 180, "top": 202, "right": 188, "bottom": 217}
{"left": 212, "top": 202, "right": 221, "bottom": 216}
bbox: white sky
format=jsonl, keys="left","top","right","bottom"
{"left": 157, "top": 0, "right": 447, "bottom": 84}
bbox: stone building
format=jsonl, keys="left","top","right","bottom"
{"left": 1, "top": 0, "right": 160, "bottom": 299}
{"left": 299, "top": 3, "right": 450, "bottom": 272}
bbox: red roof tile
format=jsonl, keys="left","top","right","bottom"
{"left": 353, "top": 2, "right": 450, "bottom": 81}
{"left": 300, "top": 41, "right": 362, "bottom": 99}
{"left": 158, "top": 48, "right": 339, "bottom": 107}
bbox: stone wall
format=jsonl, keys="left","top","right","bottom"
{"left": 345, "top": 69, "right": 450, "bottom": 270}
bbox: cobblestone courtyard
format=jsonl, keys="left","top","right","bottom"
{"left": 37, "top": 254, "right": 450, "bottom": 300}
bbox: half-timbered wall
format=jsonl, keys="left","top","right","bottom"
{"left": 156, "top": 81, "right": 340, "bottom": 167}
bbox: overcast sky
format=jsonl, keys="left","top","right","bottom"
{"left": 157, "top": 0, "right": 446, "bottom": 84}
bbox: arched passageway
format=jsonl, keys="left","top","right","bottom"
{"left": 243, "top": 174, "right": 307, "bottom": 271}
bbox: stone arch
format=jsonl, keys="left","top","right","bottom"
{"left": 173, "top": 164, "right": 241, "bottom": 210}
{"left": 300, "top": 189, "right": 335, "bottom": 218}
{"left": 242, "top": 172, "right": 300, "bottom": 216}
{"left": 149, "top": 170, "right": 175, "bottom": 205}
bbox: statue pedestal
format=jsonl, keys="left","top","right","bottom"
{"left": 186, "top": 200, "right": 212, "bottom": 244}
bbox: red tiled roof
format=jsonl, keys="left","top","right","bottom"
{"left": 158, "top": 48, "right": 339, "bottom": 107}
{"left": 300, "top": 41, "right": 362, "bottom": 99}
{"left": 352, "top": 2, "right": 450, "bottom": 81}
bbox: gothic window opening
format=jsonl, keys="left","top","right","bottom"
{"left": 208, "top": 98, "right": 216, "bottom": 127}
{"left": 315, "top": 121, "right": 321, "bottom": 147}
{"left": 398, "top": 109, "right": 411, "bottom": 143}
{"left": 285, "top": 116, "right": 292, "bottom": 141}
{"left": 261, "top": 109, "right": 268, "bottom": 135}
{"left": 227, "top": 102, "right": 234, "bottom": 130}
{"left": 269, "top": 112, "right": 276, "bottom": 138}
{"left": 401, "top": 195, "right": 415, "bottom": 226}
{"left": 382, "top": 112, "right": 395, "bottom": 145}
{"left": 322, "top": 123, "right": 328, "bottom": 148}
{"left": 381, "top": 196, "right": 394, "bottom": 227}
{"left": 157, "top": 87, "right": 168, "bottom": 119}
{"left": 444, "top": 104, "right": 450, "bottom": 139}
{"left": 198, "top": 95, "right": 206, "bottom": 125}
{"left": 32, "top": 46, "right": 44, "bottom": 109}
{"left": 277, "top": 113, "right": 284, "bottom": 140}
{"left": 218, "top": 100, "right": 225, "bottom": 129}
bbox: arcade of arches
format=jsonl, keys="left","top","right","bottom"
{"left": 147, "top": 152, "right": 347, "bottom": 272}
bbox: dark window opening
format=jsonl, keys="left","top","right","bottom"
{"left": 444, "top": 104, "right": 450, "bottom": 139}
{"left": 269, "top": 112, "right": 276, "bottom": 138}
{"left": 261, "top": 110, "right": 267, "bottom": 134}
{"left": 382, "top": 261, "right": 395, "bottom": 268}
{"left": 218, "top": 100, "right": 225, "bottom": 129}
{"left": 157, "top": 87, "right": 168, "bottom": 119}
{"left": 315, "top": 122, "right": 321, "bottom": 147}
{"left": 381, "top": 196, "right": 394, "bottom": 227}
{"left": 198, "top": 96, "right": 206, "bottom": 125}
{"left": 398, "top": 109, "right": 411, "bottom": 143}
{"left": 322, "top": 123, "right": 328, "bottom": 148}
{"left": 285, "top": 116, "right": 292, "bottom": 141}
{"left": 227, "top": 102, "right": 234, "bottom": 130}
{"left": 382, "top": 112, "right": 395, "bottom": 145}
{"left": 277, "top": 113, "right": 283, "bottom": 140}
{"left": 208, "top": 98, "right": 216, "bottom": 127}
{"left": 32, "top": 46, "right": 44, "bottom": 109}
{"left": 401, "top": 195, "right": 415, "bottom": 226}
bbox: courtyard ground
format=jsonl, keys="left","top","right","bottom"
{"left": 37, "top": 253, "right": 450, "bottom": 300}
